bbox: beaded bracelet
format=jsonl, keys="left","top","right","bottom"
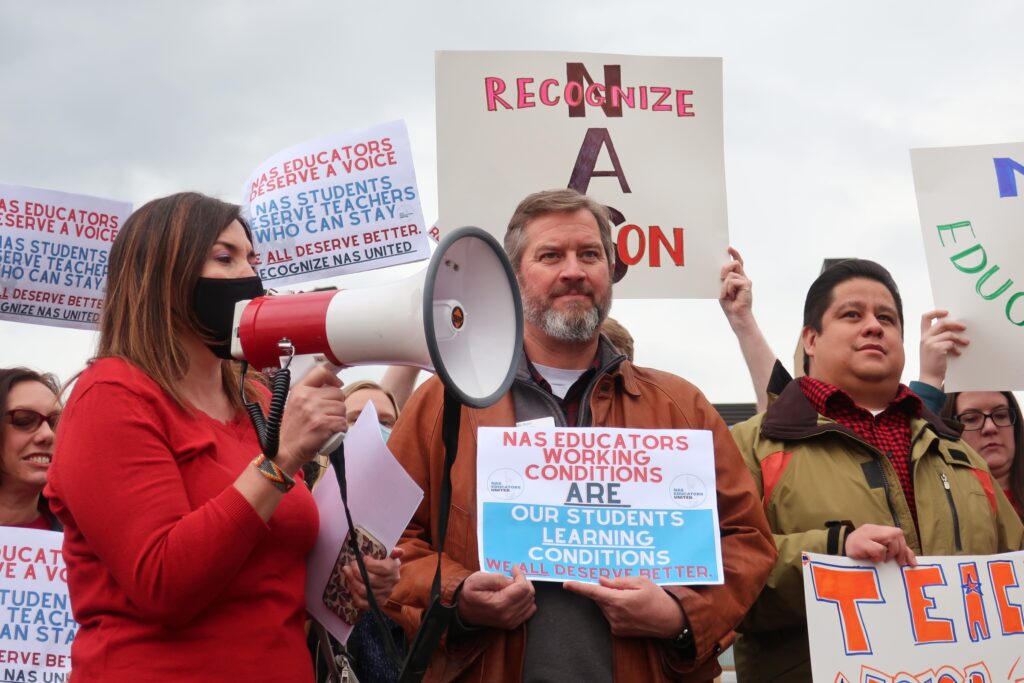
{"left": 253, "top": 453, "right": 295, "bottom": 493}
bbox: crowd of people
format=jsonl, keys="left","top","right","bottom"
{"left": 2, "top": 187, "right": 1021, "bottom": 683}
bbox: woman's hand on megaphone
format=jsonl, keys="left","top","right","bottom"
{"left": 275, "top": 365, "right": 347, "bottom": 476}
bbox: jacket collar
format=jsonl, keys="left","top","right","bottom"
{"left": 761, "top": 376, "right": 961, "bottom": 442}
{"left": 515, "top": 334, "right": 635, "bottom": 396}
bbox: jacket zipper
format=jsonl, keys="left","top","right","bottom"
{"left": 517, "top": 380, "right": 569, "bottom": 427}
{"left": 940, "top": 472, "right": 963, "bottom": 551}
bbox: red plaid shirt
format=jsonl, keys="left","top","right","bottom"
{"left": 799, "top": 376, "right": 923, "bottom": 523}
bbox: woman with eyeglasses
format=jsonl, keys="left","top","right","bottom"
{"left": 0, "top": 368, "right": 61, "bottom": 530}
{"left": 45, "top": 193, "right": 400, "bottom": 683}
{"left": 941, "top": 392, "right": 1023, "bottom": 518}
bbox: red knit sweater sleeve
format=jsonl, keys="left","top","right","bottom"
{"left": 50, "top": 381, "right": 270, "bottom": 627}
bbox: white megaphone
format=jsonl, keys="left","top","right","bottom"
{"left": 229, "top": 227, "right": 524, "bottom": 411}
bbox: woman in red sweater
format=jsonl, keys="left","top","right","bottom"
{"left": 0, "top": 367, "right": 61, "bottom": 530}
{"left": 46, "top": 193, "right": 398, "bottom": 682}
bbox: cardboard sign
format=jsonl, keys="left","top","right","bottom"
{"left": 436, "top": 51, "right": 728, "bottom": 299}
{"left": 803, "top": 551, "right": 1024, "bottom": 683}
{"left": 476, "top": 427, "right": 723, "bottom": 585}
{"left": 911, "top": 142, "right": 1024, "bottom": 391}
{"left": 242, "top": 120, "right": 431, "bottom": 288}
{"left": 0, "top": 528, "right": 75, "bottom": 683}
{"left": 0, "top": 184, "right": 131, "bottom": 330}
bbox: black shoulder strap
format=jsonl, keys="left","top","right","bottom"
{"left": 398, "top": 387, "right": 462, "bottom": 683}
{"left": 329, "top": 442, "right": 403, "bottom": 665}
{"left": 431, "top": 387, "right": 461, "bottom": 598}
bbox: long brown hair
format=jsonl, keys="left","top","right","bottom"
{"left": 943, "top": 391, "right": 1024, "bottom": 511}
{"left": 98, "top": 192, "right": 258, "bottom": 408}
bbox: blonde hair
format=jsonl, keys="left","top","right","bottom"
{"left": 344, "top": 380, "right": 400, "bottom": 418}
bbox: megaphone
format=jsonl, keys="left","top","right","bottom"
{"left": 230, "top": 227, "right": 524, "bottom": 409}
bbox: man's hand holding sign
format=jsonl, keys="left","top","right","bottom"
{"left": 456, "top": 566, "right": 537, "bottom": 630}
{"left": 843, "top": 523, "right": 917, "bottom": 567}
{"left": 563, "top": 575, "right": 687, "bottom": 638}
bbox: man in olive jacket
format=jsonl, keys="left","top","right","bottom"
{"left": 730, "top": 259, "right": 1024, "bottom": 682}
{"left": 386, "top": 189, "right": 776, "bottom": 682}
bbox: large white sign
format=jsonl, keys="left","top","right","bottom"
{"left": 476, "top": 427, "right": 723, "bottom": 585}
{"left": 0, "top": 528, "right": 75, "bottom": 683}
{"left": 242, "top": 120, "right": 431, "bottom": 288}
{"left": 436, "top": 51, "right": 728, "bottom": 299}
{"left": 803, "top": 551, "right": 1024, "bottom": 683}
{"left": 0, "top": 184, "right": 131, "bottom": 330}
{"left": 911, "top": 142, "right": 1024, "bottom": 391}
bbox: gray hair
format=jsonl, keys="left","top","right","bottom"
{"left": 504, "top": 189, "right": 616, "bottom": 273}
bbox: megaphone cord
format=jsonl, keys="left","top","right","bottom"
{"left": 239, "top": 361, "right": 267, "bottom": 447}
{"left": 238, "top": 361, "right": 290, "bottom": 460}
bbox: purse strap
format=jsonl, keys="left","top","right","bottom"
{"left": 328, "top": 387, "right": 463, "bottom": 683}
{"left": 329, "top": 443, "right": 403, "bottom": 666}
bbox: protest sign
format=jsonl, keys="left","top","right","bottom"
{"left": 803, "top": 551, "right": 1024, "bottom": 683}
{"left": 242, "top": 120, "right": 431, "bottom": 288}
{"left": 306, "top": 402, "right": 423, "bottom": 644}
{"left": 436, "top": 50, "right": 729, "bottom": 299}
{"left": 911, "top": 142, "right": 1024, "bottom": 391}
{"left": 476, "top": 427, "right": 722, "bottom": 585}
{"left": 0, "top": 184, "right": 131, "bottom": 331}
{"left": 0, "top": 528, "right": 75, "bottom": 683}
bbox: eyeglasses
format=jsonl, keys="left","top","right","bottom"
{"left": 4, "top": 409, "right": 60, "bottom": 432}
{"left": 956, "top": 408, "right": 1016, "bottom": 431}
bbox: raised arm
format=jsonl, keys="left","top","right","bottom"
{"left": 720, "top": 247, "right": 778, "bottom": 412}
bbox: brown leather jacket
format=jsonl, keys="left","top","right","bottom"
{"left": 386, "top": 349, "right": 776, "bottom": 682}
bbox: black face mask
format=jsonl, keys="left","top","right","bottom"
{"left": 192, "top": 276, "right": 265, "bottom": 360}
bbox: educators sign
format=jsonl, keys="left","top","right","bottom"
{"left": 0, "top": 528, "right": 75, "bottom": 683}
{"left": 242, "top": 120, "right": 431, "bottom": 288}
{"left": 0, "top": 184, "right": 131, "bottom": 330}
{"left": 436, "top": 51, "right": 728, "bottom": 299}
{"left": 803, "top": 551, "right": 1024, "bottom": 683}
{"left": 476, "top": 427, "right": 722, "bottom": 585}
{"left": 911, "top": 142, "right": 1024, "bottom": 391}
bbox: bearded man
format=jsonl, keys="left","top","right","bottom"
{"left": 386, "top": 188, "right": 775, "bottom": 683}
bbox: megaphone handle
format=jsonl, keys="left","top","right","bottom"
{"left": 321, "top": 431, "right": 345, "bottom": 455}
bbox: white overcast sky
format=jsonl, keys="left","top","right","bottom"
{"left": 2, "top": 0, "right": 1022, "bottom": 404}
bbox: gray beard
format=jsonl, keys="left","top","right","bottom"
{"left": 523, "top": 297, "right": 608, "bottom": 343}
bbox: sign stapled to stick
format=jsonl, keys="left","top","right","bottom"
{"left": 242, "top": 120, "right": 431, "bottom": 288}
{"left": 0, "top": 184, "right": 130, "bottom": 330}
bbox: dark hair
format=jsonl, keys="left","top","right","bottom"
{"left": 943, "top": 391, "right": 1024, "bottom": 514}
{"left": 802, "top": 259, "right": 904, "bottom": 374}
{"left": 0, "top": 367, "right": 60, "bottom": 485}
{"left": 98, "top": 192, "right": 258, "bottom": 409}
